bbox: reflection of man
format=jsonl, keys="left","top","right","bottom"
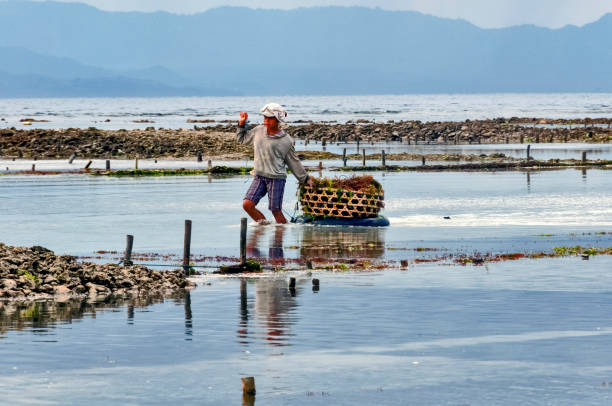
{"left": 237, "top": 103, "right": 314, "bottom": 224}
{"left": 246, "top": 226, "right": 285, "bottom": 263}
{"left": 268, "top": 226, "right": 285, "bottom": 262}
{"left": 254, "top": 279, "right": 299, "bottom": 346}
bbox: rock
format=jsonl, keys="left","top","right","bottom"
{"left": 43, "top": 275, "right": 58, "bottom": 285}
{"left": 53, "top": 285, "right": 71, "bottom": 295}
{"left": 0, "top": 243, "right": 191, "bottom": 300}
{"left": 18, "top": 275, "right": 36, "bottom": 289}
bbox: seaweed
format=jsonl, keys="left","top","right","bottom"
{"left": 98, "top": 166, "right": 252, "bottom": 177}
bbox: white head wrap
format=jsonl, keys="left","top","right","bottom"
{"left": 260, "top": 103, "right": 287, "bottom": 123}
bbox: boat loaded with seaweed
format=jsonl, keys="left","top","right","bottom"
{"left": 293, "top": 175, "right": 390, "bottom": 226}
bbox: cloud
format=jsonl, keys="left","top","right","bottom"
{"left": 23, "top": 0, "right": 612, "bottom": 28}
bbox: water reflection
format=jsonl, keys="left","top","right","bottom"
{"left": 238, "top": 278, "right": 300, "bottom": 347}
{"left": 0, "top": 292, "right": 190, "bottom": 337}
{"left": 299, "top": 226, "right": 385, "bottom": 259}
{"left": 246, "top": 225, "right": 386, "bottom": 263}
{"left": 247, "top": 226, "right": 285, "bottom": 263}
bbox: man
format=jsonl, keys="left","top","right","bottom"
{"left": 237, "top": 103, "right": 313, "bottom": 224}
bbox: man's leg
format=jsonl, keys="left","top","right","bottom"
{"left": 271, "top": 210, "right": 287, "bottom": 224}
{"left": 243, "top": 176, "right": 268, "bottom": 223}
{"left": 243, "top": 199, "right": 267, "bottom": 223}
{"left": 266, "top": 178, "right": 287, "bottom": 224}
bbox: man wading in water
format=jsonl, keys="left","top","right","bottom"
{"left": 237, "top": 103, "right": 313, "bottom": 224}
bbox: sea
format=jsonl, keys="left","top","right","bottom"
{"left": 0, "top": 93, "right": 611, "bottom": 130}
{"left": 1, "top": 94, "right": 612, "bottom": 405}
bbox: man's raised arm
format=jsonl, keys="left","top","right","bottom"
{"left": 236, "top": 112, "right": 255, "bottom": 145}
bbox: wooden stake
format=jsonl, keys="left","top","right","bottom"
{"left": 240, "top": 217, "right": 247, "bottom": 265}
{"left": 183, "top": 220, "right": 192, "bottom": 274}
{"left": 289, "top": 277, "right": 296, "bottom": 289}
{"left": 342, "top": 148, "right": 346, "bottom": 163}
{"left": 135, "top": 157, "right": 139, "bottom": 169}
{"left": 582, "top": 151, "right": 587, "bottom": 163}
{"left": 106, "top": 160, "right": 110, "bottom": 171}
{"left": 85, "top": 160, "right": 92, "bottom": 169}
{"left": 382, "top": 150, "right": 386, "bottom": 167}
{"left": 124, "top": 235, "right": 134, "bottom": 266}
{"left": 421, "top": 156, "right": 426, "bottom": 166}
{"left": 362, "top": 149, "right": 366, "bottom": 166}
{"left": 318, "top": 161, "right": 323, "bottom": 171}
{"left": 68, "top": 152, "right": 77, "bottom": 164}
{"left": 526, "top": 144, "right": 531, "bottom": 161}
{"left": 31, "top": 164, "right": 35, "bottom": 172}
{"left": 241, "top": 377, "right": 256, "bottom": 396}
{"left": 197, "top": 152, "right": 202, "bottom": 162}
{"left": 208, "top": 159, "right": 212, "bottom": 170}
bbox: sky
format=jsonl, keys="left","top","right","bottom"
{"left": 22, "top": 0, "right": 612, "bottom": 28}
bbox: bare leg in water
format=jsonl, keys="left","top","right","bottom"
{"left": 271, "top": 210, "right": 287, "bottom": 224}
{"left": 243, "top": 199, "right": 268, "bottom": 223}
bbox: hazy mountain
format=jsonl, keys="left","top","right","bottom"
{"left": 0, "top": 46, "right": 235, "bottom": 97}
{"left": 0, "top": 1, "right": 611, "bottom": 96}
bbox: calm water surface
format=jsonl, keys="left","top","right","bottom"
{"left": 1, "top": 168, "right": 612, "bottom": 404}
{"left": 2, "top": 259, "right": 612, "bottom": 405}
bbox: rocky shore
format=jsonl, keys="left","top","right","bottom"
{"left": 288, "top": 118, "right": 612, "bottom": 144}
{"left": 0, "top": 243, "right": 195, "bottom": 300}
{"left": 0, "top": 127, "right": 250, "bottom": 159}
{"left": 0, "top": 118, "right": 610, "bottom": 160}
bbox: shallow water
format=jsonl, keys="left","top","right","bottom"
{"left": 0, "top": 169, "right": 610, "bottom": 265}
{"left": 2, "top": 258, "right": 612, "bottom": 405}
{"left": 304, "top": 141, "right": 612, "bottom": 161}
{"left": 2, "top": 166, "right": 612, "bottom": 404}
{"left": 1, "top": 93, "right": 612, "bottom": 130}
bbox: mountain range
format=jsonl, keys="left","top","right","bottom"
{"left": 1, "top": 1, "right": 611, "bottom": 97}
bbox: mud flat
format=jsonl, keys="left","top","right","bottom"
{"left": 1, "top": 118, "right": 610, "bottom": 160}
{"left": 0, "top": 243, "right": 194, "bottom": 300}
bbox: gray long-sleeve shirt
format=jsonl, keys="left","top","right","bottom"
{"left": 236, "top": 124, "right": 309, "bottom": 183}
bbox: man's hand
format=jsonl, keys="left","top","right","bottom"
{"left": 306, "top": 177, "right": 314, "bottom": 188}
{"left": 239, "top": 112, "right": 248, "bottom": 127}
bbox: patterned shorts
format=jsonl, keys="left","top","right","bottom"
{"left": 244, "top": 175, "right": 286, "bottom": 211}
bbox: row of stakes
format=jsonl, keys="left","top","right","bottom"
{"left": 121, "top": 218, "right": 240, "bottom": 274}
{"left": 17, "top": 144, "right": 591, "bottom": 172}
{"left": 121, "top": 218, "right": 319, "bottom": 287}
